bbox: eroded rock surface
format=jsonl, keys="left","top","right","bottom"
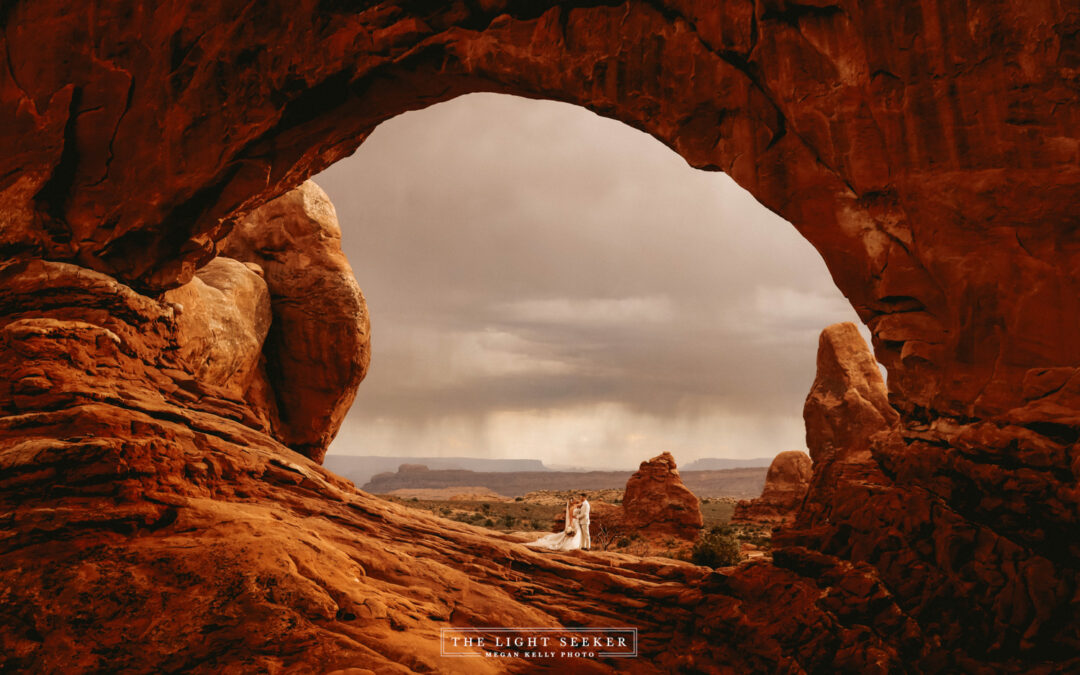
{"left": 788, "top": 322, "right": 899, "bottom": 532}
{"left": 163, "top": 256, "right": 271, "bottom": 399}
{"left": 0, "top": 262, "right": 918, "bottom": 673}
{"left": 0, "top": 1, "right": 1079, "bottom": 673}
{"left": 732, "top": 450, "right": 812, "bottom": 526}
{"left": 220, "top": 180, "right": 370, "bottom": 462}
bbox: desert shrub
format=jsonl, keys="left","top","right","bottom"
{"left": 480, "top": 503, "right": 491, "bottom": 513}
{"left": 626, "top": 541, "right": 651, "bottom": 556}
{"left": 515, "top": 496, "right": 524, "bottom": 502}
{"left": 616, "top": 537, "right": 631, "bottom": 549}
{"left": 530, "top": 520, "right": 543, "bottom": 529}
{"left": 502, "top": 514, "right": 516, "bottom": 527}
{"left": 740, "top": 528, "right": 773, "bottom": 549}
{"left": 691, "top": 526, "right": 741, "bottom": 568}
{"left": 483, "top": 518, "right": 495, "bottom": 527}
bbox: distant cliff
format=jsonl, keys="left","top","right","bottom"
{"left": 324, "top": 455, "right": 549, "bottom": 488}
{"left": 681, "top": 457, "right": 774, "bottom": 471}
{"left": 360, "top": 465, "right": 767, "bottom": 499}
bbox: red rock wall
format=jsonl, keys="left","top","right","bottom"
{"left": 1, "top": 1, "right": 1078, "bottom": 672}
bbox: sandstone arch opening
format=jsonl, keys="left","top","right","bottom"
{"left": 319, "top": 92, "right": 868, "bottom": 471}
{"left": 1, "top": 3, "right": 1077, "bottom": 672}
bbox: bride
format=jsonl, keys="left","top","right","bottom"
{"left": 526, "top": 498, "right": 583, "bottom": 552}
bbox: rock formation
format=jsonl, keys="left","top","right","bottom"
{"left": 220, "top": 181, "right": 370, "bottom": 462}
{"left": 162, "top": 256, "right": 272, "bottom": 399}
{"left": 622, "top": 452, "right": 704, "bottom": 541}
{"left": 547, "top": 453, "right": 703, "bottom": 543}
{"left": 732, "top": 451, "right": 812, "bottom": 526}
{"left": 0, "top": 2, "right": 1078, "bottom": 672}
{"left": 786, "top": 322, "right": 900, "bottom": 532}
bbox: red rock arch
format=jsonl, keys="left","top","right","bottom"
{"left": 1, "top": 1, "right": 1078, "bottom": 671}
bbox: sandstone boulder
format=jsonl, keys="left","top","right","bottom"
{"left": 162, "top": 257, "right": 271, "bottom": 399}
{"left": 220, "top": 181, "right": 370, "bottom": 462}
{"left": 732, "top": 451, "right": 812, "bottom": 526}
{"left": 622, "top": 452, "right": 704, "bottom": 541}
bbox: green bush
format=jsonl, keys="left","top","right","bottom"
{"left": 691, "top": 525, "right": 741, "bottom": 568}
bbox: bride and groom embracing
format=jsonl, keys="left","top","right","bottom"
{"left": 527, "top": 494, "right": 591, "bottom": 552}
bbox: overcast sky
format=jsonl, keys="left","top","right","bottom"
{"left": 317, "top": 93, "right": 869, "bottom": 470}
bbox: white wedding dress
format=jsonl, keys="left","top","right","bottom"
{"left": 526, "top": 502, "right": 583, "bottom": 552}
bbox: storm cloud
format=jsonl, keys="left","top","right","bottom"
{"left": 317, "top": 93, "right": 869, "bottom": 469}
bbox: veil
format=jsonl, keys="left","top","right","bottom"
{"left": 526, "top": 499, "right": 581, "bottom": 552}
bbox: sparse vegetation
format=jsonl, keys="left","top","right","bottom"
{"left": 699, "top": 498, "right": 737, "bottom": 530}
{"left": 379, "top": 495, "right": 564, "bottom": 532}
{"left": 376, "top": 491, "right": 766, "bottom": 563}
{"left": 690, "top": 525, "right": 741, "bottom": 567}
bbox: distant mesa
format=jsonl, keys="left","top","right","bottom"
{"left": 731, "top": 451, "right": 812, "bottom": 526}
{"left": 681, "top": 457, "right": 774, "bottom": 471}
{"left": 323, "top": 455, "right": 549, "bottom": 487}
{"left": 355, "top": 457, "right": 767, "bottom": 499}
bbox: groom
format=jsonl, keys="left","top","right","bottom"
{"left": 576, "top": 494, "right": 591, "bottom": 550}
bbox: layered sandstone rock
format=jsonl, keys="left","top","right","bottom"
{"left": 162, "top": 256, "right": 272, "bottom": 399}
{"left": 732, "top": 451, "right": 812, "bottom": 526}
{"left": 220, "top": 181, "right": 370, "bottom": 462}
{"left": 790, "top": 322, "right": 900, "bottom": 531}
{"left": 0, "top": 1, "right": 1079, "bottom": 672}
{"left": 0, "top": 260, "right": 920, "bottom": 673}
{"left": 622, "top": 452, "right": 704, "bottom": 541}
